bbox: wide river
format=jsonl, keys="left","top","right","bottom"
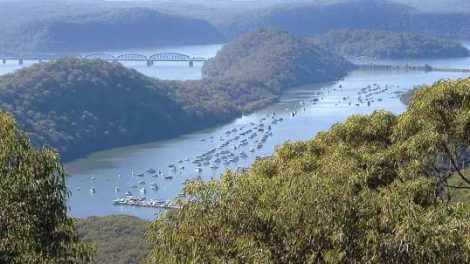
{"left": 1, "top": 44, "right": 469, "bottom": 220}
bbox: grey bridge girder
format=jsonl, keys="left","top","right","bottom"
{"left": 149, "top": 52, "right": 191, "bottom": 61}
{"left": 117, "top": 54, "right": 148, "bottom": 61}
{"left": 0, "top": 52, "right": 207, "bottom": 66}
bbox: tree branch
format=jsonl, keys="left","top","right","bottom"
{"left": 443, "top": 143, "right": 470, "bottom": 185}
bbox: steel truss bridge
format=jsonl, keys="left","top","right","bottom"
{"left": 0, "top": 52, "right": 207, "bottom": 67}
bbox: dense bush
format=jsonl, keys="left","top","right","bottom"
{"left": 0, "top": 113, "right": 92, "bottom": 263}
{"left": 312, "top": 29, "right": 470, "bottom": 59}
{"left": 217, "top": 0, "right": 470, "bottom": 40}
{"left": 203, "top": 28, "right": 353, "bottom": 91}
{"left": 0, "top": 58, "right": 198, "bottom": 160}
{"left": 147, "top": 78, "right": 470, "bottom": 263}
{"left": 77, "top": 216, "right": 151, "bottom": 264}
{"left": 0, "top": 6, "right": 224, "bottom": 53}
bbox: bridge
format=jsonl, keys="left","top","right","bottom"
{"left": 0, "top": 52, "right": 208, "bottom": 67}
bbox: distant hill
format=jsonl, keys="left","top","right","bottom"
{"left": 0, "top": 7, "right": 224, "bottom": 53}
{"left": 217, "top": 0, "right": 413, "bottom": 38}
{"left": 312, "top": 29, "right": 470, "bottom": 59}
{"left": 203, "top": 28, "right": 353, "bottom": 92}
{"left": 216, "top": 0, "right": 470, "bottom": 40}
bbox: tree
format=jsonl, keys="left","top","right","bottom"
{"left": 0, "top": 112, "right": 93, "bottom": 263}
{"left": 146, "top": 78, "right": 470, "bottom": 263}
{"left": 393, "top": 78, "right": 470, "bottom": 200}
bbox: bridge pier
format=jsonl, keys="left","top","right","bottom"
{"left": 147, "top": 60, "right": 154, "bottom": 67}
{"left": 188, "top": 60, "right": 193, "bottom": 67}
{"left": 19, "top": 58, "right": 23, "bottom": 65}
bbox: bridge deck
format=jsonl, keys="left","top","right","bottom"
{"left": 0, "top": 52, "right": 208, "bottom": 62}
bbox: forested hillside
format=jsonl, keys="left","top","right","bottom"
{"left": 77, "top": 216, "right": 151, "bottom": 264}
{"left": 203, "top": 28, "right": 353, "bottom": 91}
{"left": 216, "top": 0, "right": 470, "bottom": 40}
{"left": 0, "top": 29, "right": 351, "bottom": 160}
{"left": 312, "top": 29, "right": 470, "bottom": 59}
{"left": 0, "top": 6, "right": 224, "bottom": 53}
{"left": 0, "top": 58, "right": 241, "bottom": 160}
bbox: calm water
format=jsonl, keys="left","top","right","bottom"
{"left": 65, "top": 69, "right": 468, "bottom": 219}
{"left": 0, "top": 44, "right": 222, "bottom": 80}
{"left": 1, "top": 43, "right": 469, "bottom": 220}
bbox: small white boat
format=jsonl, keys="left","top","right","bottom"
{"left": 89, "top": 188, "right": 96, "bottom": 194}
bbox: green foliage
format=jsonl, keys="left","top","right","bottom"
{"left": 203, "top": 28, "right": 353, "bottom": 91}
{"left": 400, "top": 88, "right": 416, "bottom": 105}
{"left": 393, "top": 78, "right": 470, "bottom": 198}
{"left": 146, "top": 78, "right": 470, "bottom": 263}
{"left": 0, "top": 112, "right": 93, "bottom": 264}
{"left": 77, "top": 215, "right": 152, "bottom": 264}
{"left": 312, "top": 29, "right": 470, "bottom": 59}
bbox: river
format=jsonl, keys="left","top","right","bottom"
{"left": 0, "top": 44, "right": 222, "bottom": 80}
{"left": 1, "top": 44, "right": 469, "bottom": 220}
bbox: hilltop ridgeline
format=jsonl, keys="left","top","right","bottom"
{"left": 216, "top": 0, "right": 470, "bottom": 40}
{"left": 311, "top": 29, "right": 470, "bottom": 59}
{"left": 0, "top": 29, "right": 351, "bottom": 160}
{"left": 203, "top": 28, "right": 353, "bottom": 91}
{"left": 0, "top": 7, "right": 224, "bottom": 53}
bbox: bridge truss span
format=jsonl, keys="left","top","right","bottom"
{"left": 117, "top": 54, "right": 148, "bottom": 61}
{"left": 1, "top": 52, "right": 207, "bottom": 66}
{"left": 149, "top": 53, "right": 191, "bottom": 61}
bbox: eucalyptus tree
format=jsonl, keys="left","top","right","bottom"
{"left": 0, "top": 113, "right": 92, "bottom": 263}
{"left": 393, "top": 78, "right": 470, "bottom": 199}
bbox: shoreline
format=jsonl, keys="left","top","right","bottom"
{"left": 61, "top": 60, "right": 468, "bottom": 163}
